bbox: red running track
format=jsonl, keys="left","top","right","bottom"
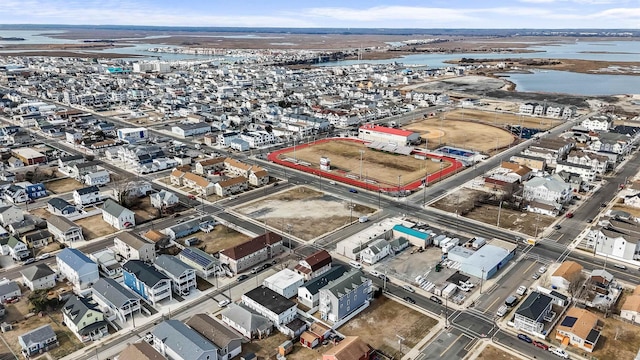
{"left": 267, "top": 138, "right": 465, "bottom": 192}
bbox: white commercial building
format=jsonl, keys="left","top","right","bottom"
{"left": 117, "top": 128, "right": 148, "bottom": 144}
{"left": 262, "top": 269, "right": 304, "bottom": 299}
{"left": 358, "top": 124, "right": 421, "bottom": 146}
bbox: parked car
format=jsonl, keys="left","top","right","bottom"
{"left": 403, "top": 296, "right": 416, "bottom": 304}
{"left": 23, "top": 258, "right": 35, "bottom": 265}
{"left": 533, "top": 341, "right": 549, "bottom": 350}
{"left": 329, "top": 181, "right": 336, "bottom": 185}
{"left": 538, "top": 266, "right": 547, "bottom": 274}
{"left": 402, "top": 285, "right": 415, "bottom": 293}
{"left": 349, "top": 188, "right": 358, "bottom": 193}
{"left": 517, "top": 334, "right": 533, "bottom": 343}
{"left": 429, "top": 295, "right": 443, "bottom": 305}
{"left": 4, "top": 296, "right": 19, "bottom": 304}
{"left": 262, "top": 263, "right": 272, "bottom": 270}
{"left": 516, "top": 285, "right": 527, "bottom": 296}
{"left": 36, "top": 253, "right": 51, "bottom": 260}
{"left": 187, "top": 194, "right": 197, "bottom": 200}
{"left": 144, "top": 332, "right": 153, "bottom": 342}
{"left": 237, "top": 274, "right": 249, "bottom": 282}
{"left": 218, "top": 299, "right": 230, "bottom": 307}
{"left": 532, "top": 273, "right": 541, "bottom": 280}
{"left": 549, "top": 347, "right": 569, "bottom": 359}
{"left": 565, "top": 212, "right": 574, "bottom": 218}
{"left": 553, "top": 224, "right": 562, "bottom": 230}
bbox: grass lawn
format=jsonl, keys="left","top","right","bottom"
{"left": 476, "top": 345, "right": 521, "bottom": 360}
{"left": 184, "top": 227, "right": 251, "bottom": 254}
{"left": 44, "top": 178, "right": 84, "bottom": 194}
{"left": 74, "top": 215, "right": 114, "bottom": 240}
{"left": 338, "top": 296, "right": 438, "bottom": 358}
{"left": 279, "top": 140, "right": 447, "bottom": 187}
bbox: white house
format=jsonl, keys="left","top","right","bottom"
{"left": 582, "top": 114, "right": 613, "bottom": 131}
{"left": 153, "top": 255, "right": 197, "bottom": 297}
{"left": 21, "top": 264, "right": 57, "bottom": 291}
{"left": 150, "top": 190, "right": 179, "bottom": 210}
{"left": 514, "top": 292, "right": 553, "bottom": 335}
{"left": 242, "top": 287, "right": 297, "bottom": 332}
{"left": 73, "top": 186, "right": 101, "bottom": 206}
{"left": 523, "top": 174, "right": 573, "bottom": 206}
{"left": 84, "top": 170, "right": 110, "bottom": 186}
{"left": 102, "top": 199, "right": 135, "bottom": 230}
{"left": 359, "top": 239, "right": 391, "bottom": 265}
{"left": 620, "top": 285, "right": 640, "bottom": 324}
{"left": 117, "top": 127, "right": 148, "bottom": 144}
{"left": 113, "top": 232, "right": 156, "bottom": 263}
{"left": 47, "top": 215, "right": 85, "bottom": 243}
{"left": 262, "top": 269, "right": 305, "bottom": 299}
{"left": 550, "top": 261, "right": 584, "bottom": 291}
{"left": 91, "top": 278, "right": 141, "bottom": 324}
{"left": 0, "top": 205, "right": 24, "bottom": 227}
{"left": 56, "top": 248, "right": 99, "bottom": 290}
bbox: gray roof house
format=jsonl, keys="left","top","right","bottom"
{"left": 151, "top": 319, "right": 219, "bottom": 360}
{"left": 178, "top": 247, "right": 221, "bottom": 278}
{"left": 102, "top": 199, "right": 135, "bottom": 230}
{"left": 62, "top": 296, "right": 108, "bottom": 342}
{"left": 298, "top": 265, "right": 348, "bottom": 309}
{"left": 514, "top": 291, "right": 554, "bottom": 335}
{"left": 0, "top": 280, "right": 21, "bottom": 302}
{"left": 18, "top": 324, "right": 58, "bottom": 357}
{"left": 319, "top": 269, "right": 372, "bottom": 323}
{"left": 56, "top": 248, "right": 99, "bottom": 290}
{"left": 186, "top": 313, "right": 243, "bottom": 360}
{"left": 47, "top": 215, "right": 84, "bottom": 243}
{"left": 20, "top": 264, "right": 56, "bottom": 291}
{"left": 153, "top": 255, "right": 197, "bottom": 297}
{"left": 221, "top": 303, "right": 272, "bottom": 339}
{"left": 47, "top": 197, "right": 77, "bottom": 216}
{"left": 91, "top": 278, "right": 142, "bottom": 324}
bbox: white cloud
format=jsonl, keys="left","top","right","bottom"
{"left": 302, "top": 6, "right": 474, "bottom": 22}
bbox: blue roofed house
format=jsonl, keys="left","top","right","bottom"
{"left": 151, "top": 319, "right": 219, "bottom": 360}
{"left": 122, "top": 260, "right": 172, "bottom": 306}
{"left": 18, "top": 324, "right": 58, "bottom": 357}
{"left": 102, "top": 199, "right": 135, "bottom": 230}
{"left": 47, "top": 197, "right": 77, "bottom": 216}
{"left": 56, "top": 248, "right": 99, "bottom": 290}
{"left": 25, "top": 183, "right": 47, "bottom": 200}
{"left": 153, "top": 255, "right": 197, "bottom": 297}
{"left": 514, "top": 291, "right": 554, "bottom": 336}
{"left": 177, "top": 247, "right": 222, "bottom": 278}
{"left": 319, "top": 269, "right": 372, "bottom": 324}
{"left": 392, "top": 224, "right": 431, "bottom": 248}
{"left": 62, "top": 296, "right": 108, "bottom": 342}
{"left": 91, "top": 277, "right": 142, "bottom": 324}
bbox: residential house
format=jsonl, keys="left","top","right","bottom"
{"left": 20, "top": 264, "right": 56, "bottom": 291}
{"left": 510, "top": 153, "right": 547, "bottom": 171}
{"left": 242, "top": 287, "right": 297, "bottom": 332}
{"left": 551, "top": 261, "right": 584, "bottom": 291}
{"left": 91, "top": 278, "right": 142, "bottom": 323}
{"left": 294, "top": 249, "right": 332, "bottom": 281}
{"left": 586, "top": 218, "right": 640, "bottom": 261}
{"left": 73, "top": 186, "right": 101, "bottom": 206}
{"left": 566, "top": 150, "right": 610, "bottom": 174}
{"left": 102, "top": 199, "right": 135, "bottom": 230}
{"left": 150, "top": 190, "right": 179, "bottom": 210}
{"left": 178, "top": 247, "right": 221, "bottom": 278}
{"left": 56, "top": 248, "right": 99, "bottom": 290}
{"left": 22, "top": 229, "right": 52, "bottom": 249}
{"left": 142, "top": 229, "right": 171, "bottom": 250}
{"left": 620, "top": 285, "right": 640, "bottom": 324}
{"left": 186, "top": 313, "right": 243, "bottom": 360}
{"left": 300, "top": 322, "right": 332, "bottom": 349}
{"left": 194, "top": 157, "right": 226, "bottom": 175}
{"left": 182, "top": 172, "right": 215, "bottom": 196}
{"left": 526, "top": 200, "right": 563, "bottom": 217}
{"left": 47, "top": 197, "right": 77, "bottom": 216}
{"left": 214, "top": 176, "right": 248, "bottom": 197}
{"left": 8, "top": 218, "right": 37, "bottom": 237}
{"left": 514, "top": 291, "right": 553, "bottom": 335}
{"left": 113, "top": 232, "right": 156, "bottom": 263}
{"left": 322, "top": 336, "right": 372, "bottom": 360}
{"left": 248, "top": 170, "right": 269, "bottom": 187}
{"left": 523, "top": 174, "right": 573, "bottom": 206}
{"left": 7, "top": 236, "right": 29, "bottom": 260}
{"left": 18, "top": 324, "right": 58, "bottom": 358}
{"left": 25, "top": 183, "right": 47, "bottom": 200}
{"left": 221, "top": 303, "right": 272, "bottom": 339}
{"left": 219, "top": 232, "right": 283, "bottom": 274}
{"left": 555, "top": 161, "right": 596, "bottom": 182}
{"left": 84, "top": 170, "right": 110, "bottom": 186}
{"left": 90, "top": 248, "right": 122, "bottom": 278}
{"left": 582, "top": 114, "right": 613, "bottom": 131}
{"left": 122, "top": 260, "right": 172, "bottom": 306}
{"left": 0, "top": 281, "right": 21, "bottom": 302}
{"left": 319, "top": 269, "right": 372, "bottom": 323}
{"left": 556, "top": 307, "right": 602, "bottom": 353}
{"left": 4, "top": 184, "right": 27, "bottom": 203}
{"left": 162, "top": 216, "right": 215, "bottom": 240}
{"left": 263, "top": 269, "right": 305, "bottom": 299}
{"left": 298, "top": 265, "right": 348, "bottom": 309}
{"left": 69, "top": 161, "right": 99, "bottom": 180}
{"left": 47, "top": 215, "right": 85, "bottom": 243}
{"left": 117, "top": 342, "right": 165, "bottom": 360}
{"left": 62, "top": 296, "right": 108, "bottom": 342}
{"left": 153, "top": 255, "right": 197, "bottom": 297}
{"left": 151, "top": 319, "right": 219, "bottom": 360}
{"left": 0, "top": 205, "right": 23, "bottom": 226}
{"left": 359, "top": 239, "right": 391, "bottom": 265}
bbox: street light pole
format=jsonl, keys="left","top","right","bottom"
{"left": 497, "top": 200, "right": 503, "bottom": 227}
{"left": 359, "top": 150, "right": 365, "bottom": 180}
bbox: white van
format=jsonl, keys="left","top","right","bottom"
{"left": 369, "top": 270, "right": 381, "bottom": 277}
{"left": 349, "top": 260, "right": 362, "bottom": 269}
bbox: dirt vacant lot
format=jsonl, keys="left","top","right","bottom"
{"left": 180, "top": 226, "right": 251, "bottom": 254}
{"left": 131, "top": 197, "right": 160, "bottom": 223}
{"left": 74, "top": 215, "right": 115, "bottom": 240}
{"left": 339, "top": 296, "right": 438, "bottom": 358}
{"left": 476, "top": 345, "right": 522, "bottom": 360}
{"left": 240, "top": 331, "right": 288, "bottom": 359}
{"left": 44, "top": 177, "right": 84, "bottom": 194}
{"left": 589, "top": 317, "right": 640, "bottom": 360}
{"left": 404, "top": 118, "right": 515, "bottom": 153}
{"left": 236, "top": 186, "right": 375, "bottom": 241}
{"left": 279, "top": 140, "right": 449, "bottom": 187}
{"left": 442, "top": 108, "right": 562, "bottom": 130}
{"left": 431, "top": 188, "right": 555, "bottom": 235}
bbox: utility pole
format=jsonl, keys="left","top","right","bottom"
{"left": 497, "top": 200, "right": 503, "bottom": 227}
{"left": 480, "top": 268, "right": 485, "bottom": 294}
{"left": 359, "top": 149, "right": 365, "bottom": 180}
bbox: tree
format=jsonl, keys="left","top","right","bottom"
{"left": 567, "top": 271, "right": 587, "bottom": 299}
{"left": 28, "top": 290, "right": 58, "bottom": 313}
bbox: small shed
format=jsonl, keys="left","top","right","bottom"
{"left": 278, "top": 340, "right": 293, "bottom": 356}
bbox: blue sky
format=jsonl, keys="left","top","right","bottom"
{"left": 1, "top": 0, "right": 639, "bottom": 28}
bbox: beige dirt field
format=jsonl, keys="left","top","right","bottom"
{"left": 240, "top": 331, "right": 288, "bottom": 359}
{"left": 430, "top": 188, "right": 555, "bottom": 235}
{"left": 132, "top": 197, "right": 160, "bottom": 223}
{"left": 45, "top": 178, "right": 85, "bottom": 194}
{"left": 29, "top": 207, "right": 52, "bottom": 220}
{"left": 404, "top": 118, "right": 516, "bottom": 152}
{"left": 611, "top": 204, "right": 640, "bottom": 219}
{"left": 180, "top": 226, "right": 251, "bottom": 254}
{"left": 279, "top": 141, "right": 449, "bottom": 187}
{"left": 74, "top": 215, "right": 116, "bottom": 240}
{"left": 2, "top": 286, "right": 84, "bottom": 358}
{"left": 338, "top": 296, "right": 438, "bottom": 358}
{"left": 442, "top": 108, "right": 562, "bottom": 130}
{"left": 236, "top": 187, "right": 375, "bottom": 241}
{"left": 476, "top": 345, "right": 521, "bottom": 360}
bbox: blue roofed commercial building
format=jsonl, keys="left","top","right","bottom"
{"left": 392, "top": 224, "right": 431, "bottom": 248}
{"left": 446, "top": 239, "right": 517, "bottom": 280}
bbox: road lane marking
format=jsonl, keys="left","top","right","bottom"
{"left": 439, "top": 333, "right": 464, "bottom": 357}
